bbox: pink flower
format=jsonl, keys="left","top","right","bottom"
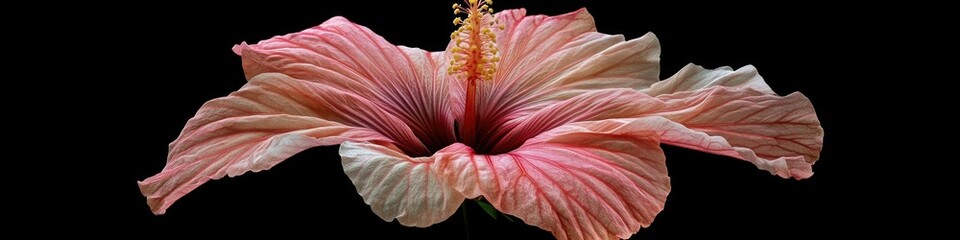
{"left": 140, "top": 2, "right": 822, "bottom": 239}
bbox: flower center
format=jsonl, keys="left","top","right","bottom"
{"left": 448, "top": 0, "right": 500, "bottom": 147}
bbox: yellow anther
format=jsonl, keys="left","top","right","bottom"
{"left": 447, "top": 0, "right": 499, "bottom": 82}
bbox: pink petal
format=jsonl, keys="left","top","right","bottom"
{"left": 646, "top": 64, "right": 821, "bottom": 178}
{"left": 434, "top": 123, "right": 670, "bottom": 240}
{"left": 653, "top": 87, "right": 823, "bottom": 179}
{"left": 437, "top": 93, "right": 820, "bottom": 239}
{"left": 495, "top": 85, "right": 822, "bottom": 179}
{"left": 643, "top": 63, "right": 774, "bottom": 95}
{"left": 465, "top": 9, "right": 661, "bottom": 151}
{"left": 234, "top": 17, "right": 457, "bottom": 152}
{"left": 491, "top": 89, "right": 644, "bottom": 153}
{"left": 340, "top": 141, "right": 464, "bottom": 227}
{"left": 139, "top": 73, "right": 430, "bottom": 214}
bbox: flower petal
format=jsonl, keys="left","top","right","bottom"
{"left": 653, "top": 87, "right": 823, "bottom": 179}
{"left": 494, "top": 85, "right": 822, "bottom": 179}
{"left": 647, "top": 63, "right": 821, "bottom": 178}
{"left": 434, "top": 122, "right": 670, "bottom": 240}
{"left": 340, "top": 141, "right": 464, "bottom": 227}
{"left": 234, "top": 17, "right": 456, "bottom": 152}
{"left": 491, "top": 89, "right": 643, "bottom": 153}
{"left": 139, "top": 73, "right": 429, "bottom": 214}
{"left": 643, "top": 63, "right": 774, "bottom": 96}
{"left": 468, "top": 9, "right": 660, "bottom": 151}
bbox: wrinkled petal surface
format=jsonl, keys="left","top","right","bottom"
{"left": 235, "top": 17, "right": 457, "bottom": 153}
{"left": 435, "top": 120, "right": 670, "bottom": 240}
{"left": 436, "top": 85, "right": 821, "bottom": 238}
{"left": 462, "top": 9, "right": 661, "bottom": 152}
{"left": 649, "top": 64, "right": 822, "bottom": 177}
{"left": 340, "top": 141, "right": 464, "bottom": 227}
{"left": 496, "top": 84, "right": 821, "bottom": 179}
{"left": 139, "top": 73, "right": 427, "bottom": 214}
{"left": 644, "top": 63, "right": 774, "bottom": 95}
{"left": 653, "top": 87, "right": 823, "bottom": 178}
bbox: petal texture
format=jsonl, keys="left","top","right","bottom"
{"left": 654, "top": 87, "right": 823, "bottom": 179}
{"left": 497, "top": 65, "right": 821, "bottom": 178}
{"left": 438, "top": 91, "right": 820, "bottom": 239}
{"left": 340, "top": 141, "right": 464, "bottom": 227}
{"left": 644, "top": 63, "right": 774, "bottom": 95}
{"left": 235, "top": 17, "right": 456, "bottom": 153}
{"left": 139, "top": 73, "right": 427, "bottom": 214}
{"left": 648, "top": 64, "right": 821, "bottom": 178}
{"left": 435, "top": 121, "right": 671, "bottom": 240}
{"left": 467, "top": 9, "right": 661, "bottom": 152}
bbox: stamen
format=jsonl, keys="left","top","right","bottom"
{"left": 447, "top": 0, "right": 501, "bottom": 146}
{"left": 447, "top": 0, "right": 500, "bottom": 81}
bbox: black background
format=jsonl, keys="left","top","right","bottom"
{"left": 52, "top": 0, "right": 920, "bottom": 238}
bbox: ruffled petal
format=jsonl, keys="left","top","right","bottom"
{"left": 340, "top": 141, "right": 464, "bottom": 227}
{"left": 467, "top": 9, "right": 661, "bottom": 151}
{"left": 434, "top": 121, "right": 670, "bottom": 240}
{"left": 644, "top": 63, "right": 774, "bottom": 96}
{"left": 234, "top": 17, "right": 456, "bottom": 152}
{"left": 139, "top": 73, "right": 428, "bottom": 214}
{"left": 493, "top": 85, "right": 822, "bottom": 179}
{"left": 653, "top": 87, "right": 823, "bottom": 179}
{"left": 438, "top": 90, "right": 820, "bottom": 238}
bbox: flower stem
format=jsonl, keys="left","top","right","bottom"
{"left": 461, "top": 203, "right": 471, "bottom": 240}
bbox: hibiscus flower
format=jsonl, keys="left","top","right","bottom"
{"left": 139, "top": 1, "right": 823, "bottom": 239}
